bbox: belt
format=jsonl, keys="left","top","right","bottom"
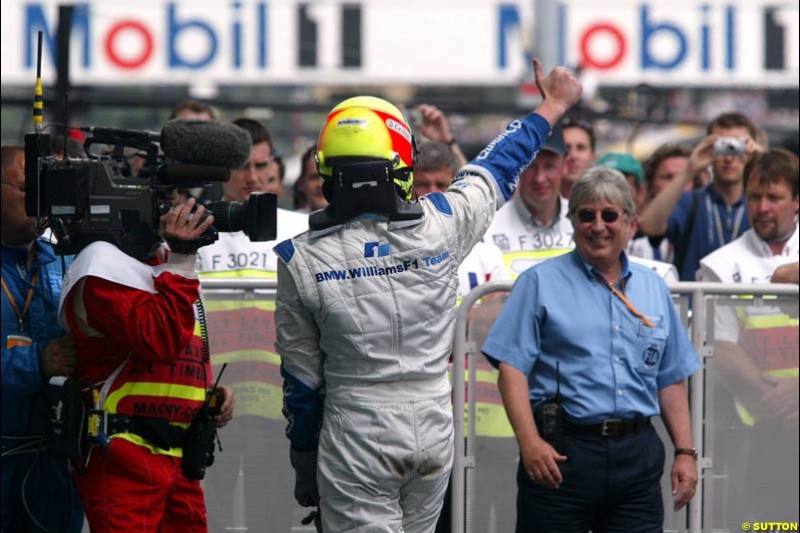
{"left": 564, "top": 417, "right": 651, "bottom": 437}
{"left": 105, "top": 414, "right": 186, "bottom": 449}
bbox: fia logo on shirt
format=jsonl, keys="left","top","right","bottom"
{"left": 364, "top": 242, "right": 390, "bottom": 258}
{"left": 643, "top": 345, "right": 661, "bottom": 369}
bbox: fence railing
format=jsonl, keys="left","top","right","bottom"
{"left": 451, "top": 281, "right": 799, "bottom": 533}
{"left": 198, "top": 278, "right": 798, "bottom": 532}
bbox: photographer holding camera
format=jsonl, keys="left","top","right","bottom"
{"left": 639, "top": 112, "right": 764, "bottom": 280}
{"left": 58, "top": 196, "right": 234, "bottom": 533}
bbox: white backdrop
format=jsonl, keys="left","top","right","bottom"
{"left": 1, "top": 0, "right": 797, "bottom": 87}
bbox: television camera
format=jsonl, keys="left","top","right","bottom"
{"left": 24, "top": 119, "right": 277, "bottom": 260}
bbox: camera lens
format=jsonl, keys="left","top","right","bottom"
{"left": 207, "top": 193, "right": 276, "bottom": 241}
{"left": 208, "top": 201, "right": 247, "bottom": 233}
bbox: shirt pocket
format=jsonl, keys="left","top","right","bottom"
{"left": 635, "top": 316, "right": 668, "bottom": 375}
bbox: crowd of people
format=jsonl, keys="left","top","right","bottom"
{"left": 1, "top": 57, "right": 797, "bottom": 533}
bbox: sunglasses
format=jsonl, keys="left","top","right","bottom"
{"left": 577, "top": 208, "right": 622, "bottom": 224}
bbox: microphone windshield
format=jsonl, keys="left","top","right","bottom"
{"left": 160, "top": 164, "right": 230, "bottom": 184}
{"left": 160, "top": 119, "right": 251, "bottom": 169}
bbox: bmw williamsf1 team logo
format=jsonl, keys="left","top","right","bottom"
{"left": 364, "top": 242, "right": 390, "bottom": 257}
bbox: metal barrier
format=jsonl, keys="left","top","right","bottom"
{"left": 198, "top": 278, "right": 797, "bottom": 532}
{"left": 451, "top": 281, "right": 799, "bottom": 533}
{"left": 199, "top": 278, "right": 305, "bottom": 532}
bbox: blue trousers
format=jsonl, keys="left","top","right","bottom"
{"left": 516, "top": 424, "right": 665, "bottom": 533}
{"left": 1, "top": 446, "right": 83, "bottom": 533}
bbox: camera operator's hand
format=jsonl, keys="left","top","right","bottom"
{"left": 687, "top": 134, "right": 718, "bottom": 176}
{"left": 214, "top": 386, "right": 236, "bottom": 428}
{"left": 160, "top": 197, "right": 215, "bottom": 254}
{"left": 744, "top": 137, "right": 765, "bottom": 162}
{"left": 41, "top": 334, "right": 77, "bottom": 379}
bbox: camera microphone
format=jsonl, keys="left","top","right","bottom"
{"left": 80, "top": 126, "right": 160, "bottom": 147}
{"left": 160, "top": 164, "right": 230, "bottom": 184}
{"left": 160, "top": 119, "right": 252, "bottom": 169}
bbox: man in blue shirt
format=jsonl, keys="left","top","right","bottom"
{"left": 483, "top": 166, "right": 700, "bottom": 532}
{"left": 1, "top": 145, "right": 83, "bottom": 532}
{"left": 639, "top": 112, "right": 763, "bottom": 280}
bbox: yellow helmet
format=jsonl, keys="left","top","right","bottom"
{"left": 317, "top": 96, "right": 416, "bottom": 201}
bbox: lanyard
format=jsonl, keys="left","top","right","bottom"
{"left": 1, "top": 245, "right": 39, "bottom": 333}
{"left": 1, "top": 270, "right": 39, "bottom": 333}
{"left": 596, "top": 273, "right": 654, "bottom": 328}
{"left": 706, "top": 195, "right": 745, "bottom": 248}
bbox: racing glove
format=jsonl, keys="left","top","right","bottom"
{"left": 290, "top": 448, "right": 319, "bottom": 507}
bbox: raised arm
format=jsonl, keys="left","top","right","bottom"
{"left": 532, "top": 58, "right": 583, "bottom": 127}
{"left": 462, "top": 59, "right": 582, "bottom": 205}
{"left": 416, "top": 104, "right": 468, "bottom": 166}
{"left": 639, "top": 136, "right": 715, "bottom": 236}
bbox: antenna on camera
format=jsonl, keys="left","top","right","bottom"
{"left": 26, "top": 30, "right": 50, "bottom": 220}
{"left": 33, "top": 31, "right": 44, "bottom": 133}
{"left": 62, "top": 92, "right": 70, "bottom": 162}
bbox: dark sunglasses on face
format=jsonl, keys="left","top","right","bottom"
{"left": 577, "top": 208, "right": 622, "bottom": 224}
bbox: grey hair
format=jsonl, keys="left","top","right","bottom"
{"left": 568, "top": 166, "right": 636, "bottom": 220}
{"left": 416, "top": 141, "right": 459, "bottom": 174}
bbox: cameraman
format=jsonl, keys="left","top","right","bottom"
{"left": 639, "top": 112, "right": 764, "bottom": 280}
{"left": 59, "top": 197, "right": 234, "bottom": 533}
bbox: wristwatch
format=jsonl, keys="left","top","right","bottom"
{"left": 674, "top": 447, "right": 698, "bottom": 460}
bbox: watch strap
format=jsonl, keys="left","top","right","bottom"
{"left": 674, "top": 447, "right": 698, "bottom": 459}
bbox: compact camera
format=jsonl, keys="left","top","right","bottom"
{"left": 407, "top": 108, "right": 423, "bottom": 129}
{"left": 713, "top": 137, "right": 746, "bottom": 157}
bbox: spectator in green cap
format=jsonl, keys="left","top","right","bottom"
{"left": 596, "top": 152, "right": 646, "bottom": 213}
{"left": 595, "top": 152, "right": 667, "bottom": 262}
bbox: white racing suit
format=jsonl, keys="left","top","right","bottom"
{"left": 274, "top": 113, "right": 553, "bottom": 532}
